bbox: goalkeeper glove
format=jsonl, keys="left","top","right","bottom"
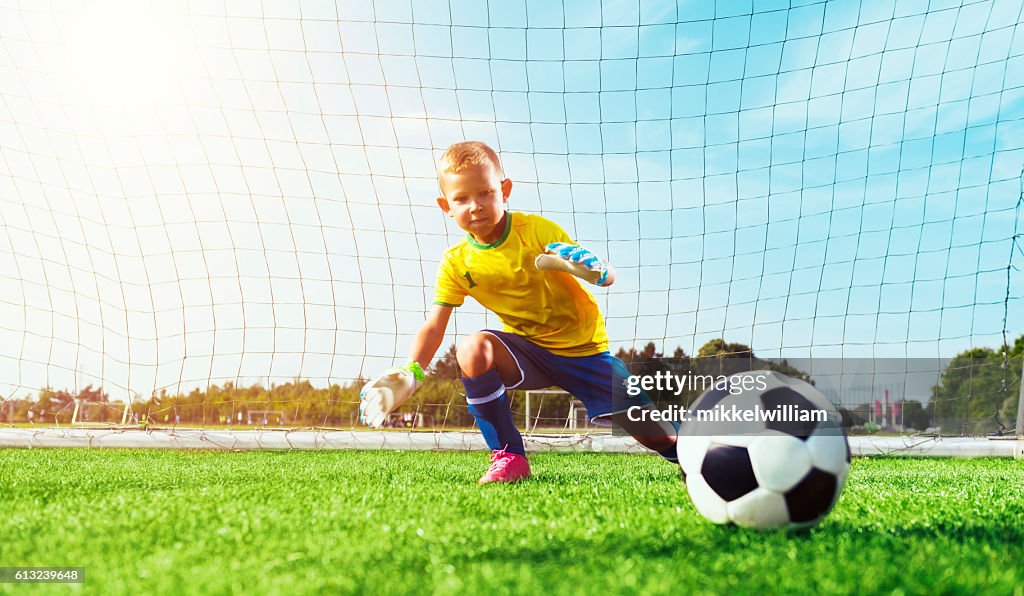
{"left": 535, "top": 242, "right": 610, "bottom": 286}
{"left": 359, "top": 361, "right": 425, "bottom": 429}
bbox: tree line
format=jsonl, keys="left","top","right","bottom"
{"left": 2, "top": 336, "right": 1020, "bottom": 434}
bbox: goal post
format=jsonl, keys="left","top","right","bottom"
{"left": 1017, "top": 365, "right": 1024, "bottom": 439}
{"left": 521, "top": 389, "right": 594, "bottom": 433}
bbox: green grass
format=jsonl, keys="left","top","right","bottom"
{"left": 1, "top": 450, "right": 1022, "bottom": 595}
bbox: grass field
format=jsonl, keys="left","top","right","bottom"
{"left": 1, "top": 449, "right": 1022, "bottom": 595}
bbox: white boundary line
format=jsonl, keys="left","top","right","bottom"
{"left": 0, "top": 428, "right": 1021, "bottom": 457}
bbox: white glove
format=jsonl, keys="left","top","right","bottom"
{"left": 535, "top": 242, "right": 609, "bottom": 286}
{"left": 359, "top": 361, "right": 424, "bottom": 429}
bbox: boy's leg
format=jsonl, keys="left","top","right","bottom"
{"left": 606, "top": 357, "right": 679, "bottom": 463}
{"left": 559, "top": 354, "right": 680, "bottom": 464}
{"left": 606, "top": 412, "right": 679, "bottom": 463}
{"left": 457, "top": 332, "right": 522, "bottom": 384}
{"left": 457, "top": 332, "right": 525, "bottom": 456}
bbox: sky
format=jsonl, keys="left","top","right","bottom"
{"left": 0, "top": 0, "right": 1022, "bottom": 405}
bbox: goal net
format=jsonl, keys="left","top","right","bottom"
{"left": 1, "top": 0, "right": 1022, "bottom": 452}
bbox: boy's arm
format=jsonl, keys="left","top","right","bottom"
{"left": 359, "top": 305, "right": 453, "bottom": 428}
{"left": 409, "top": 304, "right": 454, "bottom": 368}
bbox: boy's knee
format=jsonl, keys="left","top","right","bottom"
{"left": 456, "top": 333, "right": 494, "bottom": 377}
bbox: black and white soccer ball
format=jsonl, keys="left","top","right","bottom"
{"left": 677, "top": 370, "right": 850, "bottom": 529}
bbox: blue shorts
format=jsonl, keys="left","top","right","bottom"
{"left": 482, "top": 330, "right": 653, "bottom": 422}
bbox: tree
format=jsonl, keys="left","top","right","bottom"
{"left": 697, "top": 338, "right": 753, "bottom": 358}
{"left": 692, "top": 339, "right": 812, "bottom": 384}
{"left": 930, "top": 335, "right": 1023, "bottom": 435}
{"left": 837, "top": 406, "right": 864, "bottom": 428}
{"left": 615, "top": 341, "right": 663, "bottom": 364}
{"left": 430, "top": 344, "right": 461, "bottom": 380}
{"left": 36, "top": 387, "right": 74, "bottom": 423}
{"left": 898, "top": 400, "right": 931, "bottom": 431}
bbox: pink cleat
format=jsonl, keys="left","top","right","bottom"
{"left": 478, "top": 449, "right": 531, "bottom": 485}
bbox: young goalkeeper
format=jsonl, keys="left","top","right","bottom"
{"left": 360, "top": 141, "right": 677, "bottom": 484}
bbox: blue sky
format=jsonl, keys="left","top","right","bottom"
{"left": 0, "top": 0, "right": 1022, "bottom": 402}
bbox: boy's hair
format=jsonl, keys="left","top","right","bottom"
{"left": 437, "top": 141, "right": 504, "bottom": 183}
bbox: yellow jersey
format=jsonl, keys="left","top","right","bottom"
{"left": 433, "top": 212, "right": 609, "bottom": 357}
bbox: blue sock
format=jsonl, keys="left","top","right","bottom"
{"left": 658, "top": 421, "right": 681, "bottom": 463}
{"left": 462, "top": 369, "right": 525, "bottom": 456}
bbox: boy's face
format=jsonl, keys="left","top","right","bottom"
{"left": 436, "top": 162, "right": 512, "bottom": 243}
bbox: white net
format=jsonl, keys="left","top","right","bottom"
{"left": 0, "top": 0, "right": 1022, "bottom": 443}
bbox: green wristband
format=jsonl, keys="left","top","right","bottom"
{"left": 402, "top": 361, "right": 425, "bottom": 383}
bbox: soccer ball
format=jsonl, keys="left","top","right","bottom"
{"left": 676, "top": 370, "right": 850, "bottom": 529}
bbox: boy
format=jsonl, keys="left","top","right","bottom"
{"left": 360, "top": 141, "right": 677, "bottom": 484}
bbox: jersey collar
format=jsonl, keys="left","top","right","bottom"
{"left": 466, "top": 212, "right": 512, "bottom": 250}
